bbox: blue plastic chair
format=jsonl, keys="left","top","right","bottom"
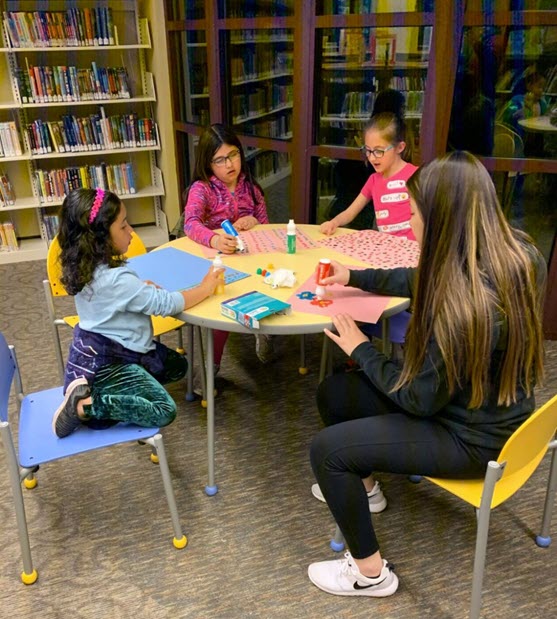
{"left": 0, "top": 332, "right": 187, "bottom": 585}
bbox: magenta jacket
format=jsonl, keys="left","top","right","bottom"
{"left": 184, "top": 173, "right": 268, "bottom": 247}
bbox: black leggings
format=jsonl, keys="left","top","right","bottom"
{"left": 310, "top": 371, "right": 499, "bottom": 559}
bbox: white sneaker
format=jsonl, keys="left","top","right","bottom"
{"left": 308, "top": 552, "right": 398, "bottom": 597}
{"left": 311, "top": 481, "right": 387, "bottom": 513}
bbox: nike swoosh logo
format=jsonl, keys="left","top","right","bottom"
{"left": 353, "top": 576, "right": 387, "bottom": 590}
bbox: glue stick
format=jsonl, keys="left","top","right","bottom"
{"left": 221, "top": 219, "right": 245, "bottom": 252}
{"left": 213, "top": 253, "right": 225, "bottom": 295}
{"left": 315, "top": 258, "right": 331, "bottom": 299}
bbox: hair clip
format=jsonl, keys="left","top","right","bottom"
{"left": 88, "top": 188, "right": 106, "bottom": 224}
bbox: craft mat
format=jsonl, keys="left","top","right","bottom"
{"left": 287, "top": 268, "right": 390, "bottom": 324}
{"left": 128, "top": 247, "right": 250, "bottom": 291}
{"left": 201, "top": 227, "right": 319, "bottom": 258}
{"left": 318, "top": 229, "right": 420, "bottom": 269}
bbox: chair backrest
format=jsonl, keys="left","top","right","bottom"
{"left": 493, "top": 122, "right": 524, "bottom": 158}
{"left": 46, "top": 232, "right": 147, "bottom": 298}
{"left": 0, "top": 332, "right": 16, "bottom": 423}
{"left": 46, "top": 236, "right": 67, "bottom": 297}
{"left": 125, "top": 231, "right": 147, "bottom": 258}
{"left": 498, "top": 394, "right": 557, "bottom": 479}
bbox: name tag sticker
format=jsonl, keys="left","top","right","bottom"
{"left": 386, "top": 179, "right": 406, "bottom": 189}
{"left": 381, "top": 192, "right": 408, "bottom": 203}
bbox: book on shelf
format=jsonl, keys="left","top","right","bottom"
{"left": 34, "top": 161, "right": 137, "bottom": 203}
{"left": 26, "top": 109, "right": 157, "bottom": 154}
{"left": 43, "top": 214, "right": 60, "bottom": 241}
{"left": 0, "top": 171, "right": 15, "bottom": 206}
{"left": 16, "top": 63, "right": 132, "bottom": 103}
{"left": 3, "top": 8, "right": 116, "bottom": 48}
{"left": 0, "top": 221, "right": 18, "bottom": 251}
{"left": 0, "top": 121, "right": 23, "bottom": 157}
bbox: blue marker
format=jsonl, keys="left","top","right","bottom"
{"left": 221, "top": 219, "right": 246, "bottom": 252}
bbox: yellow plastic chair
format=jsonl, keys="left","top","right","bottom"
{"left": 43, "top": 233, "right": 186, "bottom": 382}
{"left": 330, "top": 394, "right": 557, "bottom": 619}
{"left": 0, "top": 332, "right": 186, "bottom": 585}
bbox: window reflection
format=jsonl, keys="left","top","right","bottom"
{"left": 450, "top": 25, "right": 557, "bottom": 160}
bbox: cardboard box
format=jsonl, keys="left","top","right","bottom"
{"left": 221, "top": 290, "right": 291, "bottom": 329}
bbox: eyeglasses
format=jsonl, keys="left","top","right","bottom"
{"left": 211, "top": 149, "right": 241, "bottom": 167}
{"left": 360, "top": 145, "right": 394, "bottom": 159}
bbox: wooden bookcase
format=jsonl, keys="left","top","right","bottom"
{"left": 166, "top": 0, "right": 557, "bottom": 337}
{"left": 0, "top": 0, "right": 177, "bottom": 264}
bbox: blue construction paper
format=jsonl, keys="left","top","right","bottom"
{"left": 128, "top": 247, "right": 250, "bottom": 291}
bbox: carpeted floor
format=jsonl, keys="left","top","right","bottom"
{"left": 0, "top": 258, "right": 556, "bottom": 619}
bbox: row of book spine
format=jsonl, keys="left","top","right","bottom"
{"left": 230, "top": 29, "right": 292, "bottom": 43}
{"left": 3, "top": 8, "right": 116, "bottom": 48}
{"left": 0, "top": 221, "right": 18, "bottom": 251}
{"left": 34, "top": 162, "right": 137, "bottom": 203}
{"left": 0, "top": 122, "right": 23, "bottom": 158}
{"left": 239, "top": 114, "right": 291, "bottom": 140}
{"left": 230, "top": 50, "right": 293, "bottom": 82}
{"left": 250, "top": 151, "right": 291, "bottom": 180}
{"left": 43, "top": 214, "right": 59, "bottom": 241}
{"left": 0, "top": 171, "right": 15, "bottom": 205}
{"left": 26, "top": 112, "right": 157, "bottom": 155}
{"left": 16, "top": 63, "right": 131, "bottom": 104}
{"left": 232, "top": 84, "right": 293, "bottom": 122}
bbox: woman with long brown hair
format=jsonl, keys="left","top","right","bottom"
{"left": 307, "top": 150, "right": 546, "bottom": 598}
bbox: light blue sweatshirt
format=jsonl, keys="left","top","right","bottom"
{"left": 75, "top": 264, "right": 185, "bottom": 353}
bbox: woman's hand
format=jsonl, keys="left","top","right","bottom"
{"left": 320, "top": 260, "right": 350, "bottom": 286}
{"left": 324, "top": 313, "right": 368, "bottom": 357}
{"left": 211, "top": 233, "right": 238, "bottom": 254}
{"left": 234, "top": 216, "right": 258, "bottom": 231}
{"left": 320, "top": 220, "right": 338, "bottom": 236}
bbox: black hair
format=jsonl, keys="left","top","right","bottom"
{"left": 186, "top": 123, "right": 263, "bottom": 206}
{"left": 57, "top": 188, "right": 124, "bottom": 295}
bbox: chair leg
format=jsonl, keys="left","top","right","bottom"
{"left": 195, "top": 326, "right": 208, "bottom": 407}
{"left": 0, "top": 424, "right": 38, "bottom": 584}
{"left": 145, "top": 433, "right": 187, "bottom": 549}
{"left": 536, "top": 440, "right": 557, "bottom": 547}
{"left": 176, "top": 327, "right": 185, "bottom": 355}
{"left": 319, "top": 335, "right": 331, "bottom": 383}
{"left": 299, "top": 334, "right": 308, "bottom": 375}
{"left": 185, "top": 324, "right": 195, "bottom": 401}
{"left": 331, "top": 524, "right": 345, "bottom": 552}
{"left": 469, "top": 462, "right": 503, "bottom": 619}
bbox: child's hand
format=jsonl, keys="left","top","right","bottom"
{"left": 212, "top": 233, "right": 238, "bottom": 254}
{"left": 320, "top": 220, "right": 338, "bottom": 236}
{"left": 324, "top": 313, "right": 368, "bottom": 357}
{"left": 201, "top": 266, "right": 225, "bottom": 294}
{"left": 234, "top": 216, "right": 258, "bottom": 231}
{"left": 320, "top": 260, "right": 349, "bottom": 286}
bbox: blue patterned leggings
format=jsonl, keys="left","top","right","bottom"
{"left": 83, "top": 350, "right": 187, "bottom": 428}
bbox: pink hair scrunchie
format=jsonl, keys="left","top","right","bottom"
{"left": 88, "top": 188, "right": 106, "bottom": 224}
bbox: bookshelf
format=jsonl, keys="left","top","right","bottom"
{"left": 0, "top": 0, "right": 176, "bottom": 264}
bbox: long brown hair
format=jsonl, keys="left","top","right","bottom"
{"left": 399, "top": 151, "right": 545, "bottom": 408}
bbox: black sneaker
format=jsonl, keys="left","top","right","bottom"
{"left": 52, "top": 377, "right": 90, "bottom": 438}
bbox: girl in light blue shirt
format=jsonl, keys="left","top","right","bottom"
{"left": 52, "top": 188, "right": 223, "bottom": 438}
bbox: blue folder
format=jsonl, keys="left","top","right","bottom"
{"left": 128, "top": 247, "right": 250, "bottom": 291}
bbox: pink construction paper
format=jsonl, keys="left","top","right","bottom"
{"left": 201, "top": 227, "right": 319, "bottom": 258}
{"left": 287, "top": 269, "right": 391, "bottom": 324}
{"left": 318, "top": 229, "right": 420, "bottom": 269}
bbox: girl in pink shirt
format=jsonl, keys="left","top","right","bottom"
{"left": 184, "top": 124, "right": 268, "bottom": 253}
{"left": 184, "top": 124, "right": 272, "bottom": 372}
{"left": 320, "top": 113, "right": 417, "bottom": 240}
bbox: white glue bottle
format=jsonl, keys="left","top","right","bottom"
{"left": 286, "top": 219, "right": 296, "bottom": 254}
{"left": 213, "top": 253, "right": 225, "bottom": 295}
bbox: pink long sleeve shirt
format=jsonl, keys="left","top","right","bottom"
{"left": 184, "top": 173, "right": 269, "bottom": 247}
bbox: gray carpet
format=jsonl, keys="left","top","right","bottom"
{"left": 0, "top": 259, "right": 556, "bottom": 619}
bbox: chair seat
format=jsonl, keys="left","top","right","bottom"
{"left": 426, "top": 449, "right": 547, "bottom": 509}
{"left": 63, "top": 315, "right": 184, "bottom": 337}
{"left": 18, "top": 385, "right": 160, "bottom": 467}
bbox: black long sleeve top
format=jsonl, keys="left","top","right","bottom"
{"left": 348, "top": 267, "right": 539, "bottom": 451}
